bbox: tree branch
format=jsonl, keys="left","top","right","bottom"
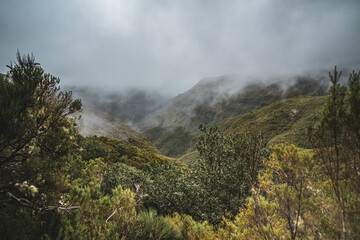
{"left": 7, "top": 192, "right": 79, "bottom": 212}
{"left": 106, "top": 210, "right": 117, "bottom": 222}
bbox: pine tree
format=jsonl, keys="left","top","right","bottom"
{"left": 309, "top": 66, "right": 360, "bottom": 239}
{"left": 0, "top": 51, "right": 82, "bottom": 166}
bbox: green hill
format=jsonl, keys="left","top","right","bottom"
{"left": 179, "top": 95, "right": 326, "bottom": 165}
{"left": 220, "top": 95, "right": 327, "bottom": 148}
{"left": 143, "top": 126, "right": 197, "bottom": 158}
{"left": 144, "top": 77, "right": 328, "bottom": 158}
{"left": 80, "top": 135, "right": 180, "bottom": 169}
{"left": 177, "top": 150, "right": 199, "bottom": 166}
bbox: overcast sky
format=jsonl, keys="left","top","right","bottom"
{"left": 1, "top": 0, "right": 359, "bottom": 95}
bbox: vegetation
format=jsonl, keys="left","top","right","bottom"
{"left": 144, "top": 126, "right": 196, "bottom": 158}
{"left": 180, "top": 95, "right": 326, "bottom": 165}
{"left": 0, "top": 54, "right": 359, "bottom": 239}
{"left": 221, "top": 95, "right": 327, "bottom": 148}
{"left": 146, "top": 77, "right": 328, "bottom": 159}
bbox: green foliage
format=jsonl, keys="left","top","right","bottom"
{"left": 0, "top": 51, "right": 82, "bottom": 166}
{"left": 177, "top": 150, "right": 199, "bottom": 166}
{"left": 96, "top": 136, "right": 178, "bottom": 168}
{"left": 194, "top": 125, "right": 264, "bottom": 224}
{"left": 0, "top": 53, "right": 81, "bottom": 239}
{"left": 131, "top": 209, "right": 181, "bottom": 240}
{"left": 144, "top": 126, "right": 196, "bottom": 158}
{"left": 221, "top": 95, "right": 326, "bottom": 148}
{"left": 81, "top": 138, "right": 110, "bottom": 161}
{"left": 309, "top": 67, "right": 360, "bottom": 239}
{"left": 127, "top": 136, "right": 160, "bottom": 154}
{"left": 169, "top": 213, "right": 217, "bottom": 240}
{"left": 219, "top": 145, "right": 315, "bottom": 239}
{"left": 59, "top": 184, "right": 137, "bottom": 239}
{"left": 67, "top": 155, "right": 107, "bottom": 185}
{"left": 101, "top": 162, "right": 145, "bottom": 196}
{"left": 142, "top": 163, "right": 199, "bottom": 218}
{"left": 264, "top": 145, "right": 312, "bottom": 239}
{"left": 218, "top": 195, "right": 289, "bottom": 240}
{"left": 3, "top": 60, "right": 360, "bottom": 239}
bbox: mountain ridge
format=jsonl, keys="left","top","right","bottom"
{"left": 73, "top": 72, "right": 329, "bottom": 158}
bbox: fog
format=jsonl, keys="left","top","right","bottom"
{"left": 0, "top": 0, "right": 359, "bottom": 96}
{"left": 71, "top": 87, "right": 168, "bottom": 124}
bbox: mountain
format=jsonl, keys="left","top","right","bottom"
{"left": 139, "top": 75, "right": 238, "bottom": 130}
{"left": 140, "top": 76, "right": 239, "bottom": 157}
{"left": 143, "top": 74, "right": 328, "bottom": 158}
{"left": 71, "top": 86, "right": 167, "bottom": 125}
{"left": 180, "top": 95, "right": 327, "bottom": 165}
{"left": 220, "top": 95, "right": 326, "bottom": 148}
{"left": 72, "top": 72, "right": 329, "bottom": 158}
{"left": 76, "top": 105, "right": 143, "bottom": 142}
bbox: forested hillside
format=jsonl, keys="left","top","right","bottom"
{"left": 180, "top": 95, "right": 327, "bottom": 166}
{"left": 1, "top": 54, "right": 359, "bottom": 239}
{"left": 142, "top": 75, "right": 329, "bottom": 158}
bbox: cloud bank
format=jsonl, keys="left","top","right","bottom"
{"left": 0, "top": 0, "right": 359, "bottom": 95}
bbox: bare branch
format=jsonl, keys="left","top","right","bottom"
{"left": 106, "top": 210, "right": 117, "bottom": 222}
{"left": 7, "top": 192, "right": 79, "bottom": 212}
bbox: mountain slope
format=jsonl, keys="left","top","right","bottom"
{"left": 179, "top": 95, "right": 326, "bottom": 165}
{"left": 72, "top": 73, "right": 328, "bottom": 158}
{"left": 77, "top": 106, "right": 143, "bottom": 141}
{"left": 221, "top": 95, "right": 327, "bottom": 147}
{"left": 143, "top": 75, "right": 328, "bottom": 157}
{"left": 140, "top": 76, "right": 238, "bottom": 130}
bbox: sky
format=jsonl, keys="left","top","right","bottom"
{"left": 1, "top": 0, "right": 359, "bottom": 96}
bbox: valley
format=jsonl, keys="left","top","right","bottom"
{"left": 1, "top": 1, "right": 359, "bottom": 238}
{"left": 76, "top": 73, "right": 328, "bottom": 161}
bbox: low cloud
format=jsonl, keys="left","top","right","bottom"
{"left": 0, "top": 0, "right": 359, "bottom": 96}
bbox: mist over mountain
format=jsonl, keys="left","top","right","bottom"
{"left": 70, "top": 87, "right": 168, "bottom": 125}
{"left": 1, "top": 0, "right": 359, "bottom": 94}
{"left": 75, "top": 105, "right": 143, "bottom": 141}
{"left": 140, "top": 70, "right": 331, "bottom": 130}
{"left": 67, "top": 69, "right": 333, "bottom": 158}
{"left": 2, "top": 0, "right": 360, "bottom": 238}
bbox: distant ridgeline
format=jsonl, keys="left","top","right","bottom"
{"left": 142, "top": 74, "right": 329, "bottom": 159}
{"left": 71, "top": 73, "right": 329, "bottom": 159}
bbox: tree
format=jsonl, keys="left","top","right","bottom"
{"left": 264, "top": 145, "right": 310, "bottom": 240}
{"left": 0, "top": 53, "right": 82, "bottom": 238}
{"left": 218, "top": 145, "right": 312, "bottom": 240}
{"left": 194, "top": 125, "right": 264, "bottom": 224}
{"left": 0, "top": 51, "right": 82, "bottom": 166}
{"left": 309, "top": 66, "right": 360, "bottom": 239}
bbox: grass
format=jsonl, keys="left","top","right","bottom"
{"left": 144, "top": 126, "right": 197, "bottom": 158}
{"left": 177, "top": 150, "right": 199, "bottom": 166}
{"left": 220, "top": 95, "right": 327, "bottom": 148}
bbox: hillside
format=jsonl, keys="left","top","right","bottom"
{"left": 143, "top": 75, "right": 328, "bottom": 158}
{"left": 140, "top": 76, "right": 238, "bottom": 157}
{"left": 179, "top": 95, "right": 327, "bottom": 165}
{"left": 76, "top": 105, "right": 143, "bottom": 141}
{"left": 139, "top": 75, "right": 238, "bottom": 130}
{"left": 71, "top": 87, "right": 167, "bottom": 125}
{"left": 79, "top": 136, "right": 179, "bottom": 169}
{"left": 220, "top": 95, "right": 327, "bottom": 147}
{"left": 71, "top": 73, "right": 328, "bottom": 159}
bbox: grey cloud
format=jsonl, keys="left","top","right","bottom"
{"left": 0, "top": 0, "right": 359, "bottom": 96}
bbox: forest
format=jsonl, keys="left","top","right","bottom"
{"left": 0, "top": 53, "right": 359, "bottom": 239}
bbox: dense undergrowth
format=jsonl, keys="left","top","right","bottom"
{"left": 0, "top": 54, "right": 359, "bottom": 239}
